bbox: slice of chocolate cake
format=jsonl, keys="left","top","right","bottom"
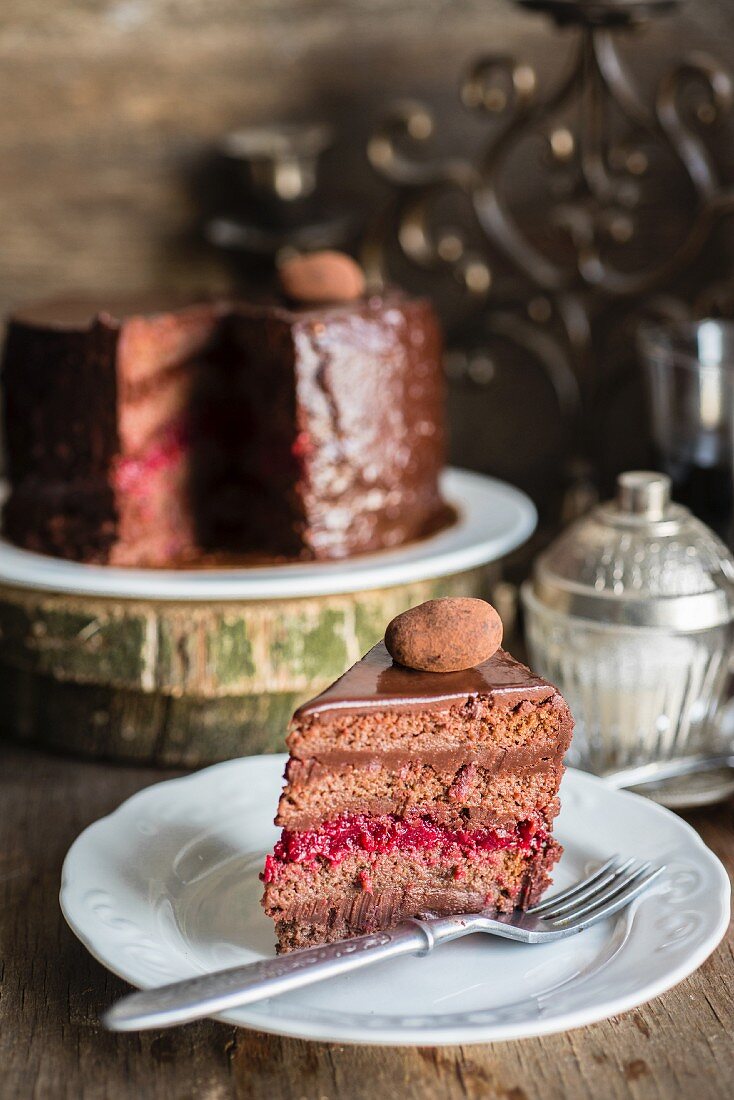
{"left": 262, "top": 599, "right": 573, "bottom": 953}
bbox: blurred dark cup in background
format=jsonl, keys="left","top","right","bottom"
{"left": 638, "top": 319, "right": 734, "bottom": 546}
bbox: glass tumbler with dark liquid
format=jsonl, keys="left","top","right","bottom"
{"left": 638, "top": 320, "right": 734, "bottom": 545}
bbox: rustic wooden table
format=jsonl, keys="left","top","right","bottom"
{"left": 1, "top": 742, "right": 732, "bottom": 1100}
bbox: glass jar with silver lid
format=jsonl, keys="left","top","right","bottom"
{"left": 522, "top": 471, "right": 734, "bottom": 775}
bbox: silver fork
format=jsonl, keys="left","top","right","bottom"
{"left": 104, "top": 855, "right": 664, "bottom": 1031}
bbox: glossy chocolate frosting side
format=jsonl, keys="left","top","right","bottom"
{"left": 294, "top": 641, "right": 556, "bottom": 720}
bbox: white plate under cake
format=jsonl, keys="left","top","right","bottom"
{"left": 61, "top": 755, "right": 730, "bottom": 1045}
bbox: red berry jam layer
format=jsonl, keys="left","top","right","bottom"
{"left": 262, "top": 812, "right": 549, "bottom": 883}
{"left": 112, "top": 422, "right": 189, "bottom": 498}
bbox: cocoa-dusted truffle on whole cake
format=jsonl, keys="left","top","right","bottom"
{"left": 261, "top": 598, "right": 573, "bottom": 953}
{"left": 1, "top": 255, "right": 449, "bottom": 566}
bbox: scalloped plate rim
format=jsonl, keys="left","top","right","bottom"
{"left": 60, "top": 756, "right": 731, "bottom": 1045}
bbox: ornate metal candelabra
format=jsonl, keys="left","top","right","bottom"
{"left": 364, "top": 0, "right": 734, "bottom": 520}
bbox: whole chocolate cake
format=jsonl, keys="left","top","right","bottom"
{"left": 262, "top": 599, "right": 573, "bottom": 952}
{"left": 2, "top": 254, "right": 449, "bottom": 566}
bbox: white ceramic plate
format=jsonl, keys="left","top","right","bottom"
{"left": 0, "top": 468, "right": 535, "bottom": 600}
{"left": 61, "top": 755, "right": 730, "bottom": 1046}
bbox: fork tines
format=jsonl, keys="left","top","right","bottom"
{"left": 529, "top": 856, "right": 666, "bottom": 931}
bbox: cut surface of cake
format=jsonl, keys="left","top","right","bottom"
{"left": 1, "top": 259, "right": 449, "bottom": 567}
{"left": 2, "top": 297, "right": 224, "bottom": 566}
{"left": 262, "top": 601, "right": 573, "bottom": 953}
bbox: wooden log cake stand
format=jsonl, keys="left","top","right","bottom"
{"left": 0, "top": 566, "right": 493, "bottom": 766}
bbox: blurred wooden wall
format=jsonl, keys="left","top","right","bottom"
{"left": 2, "top": 0, "right": 734, "bottom": 317}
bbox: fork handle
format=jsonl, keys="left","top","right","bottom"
{"left": 103, "top": 915, "right": 478, "bottom": 1031}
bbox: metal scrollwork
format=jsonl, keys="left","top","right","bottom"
{"left": 363, "top": 0, "right": 734, "bottom": 515}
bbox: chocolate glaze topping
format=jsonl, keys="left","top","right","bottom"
{"left": 294, "top": 641, "right": 556, "bottom": 720}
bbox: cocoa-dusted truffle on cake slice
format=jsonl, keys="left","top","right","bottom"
{"left": 261, "top": 598, "right": 573, "bottom": 953}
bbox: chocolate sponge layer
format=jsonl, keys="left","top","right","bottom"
{"left": 277, "top": 757, "right": 564, "bottom": 830}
